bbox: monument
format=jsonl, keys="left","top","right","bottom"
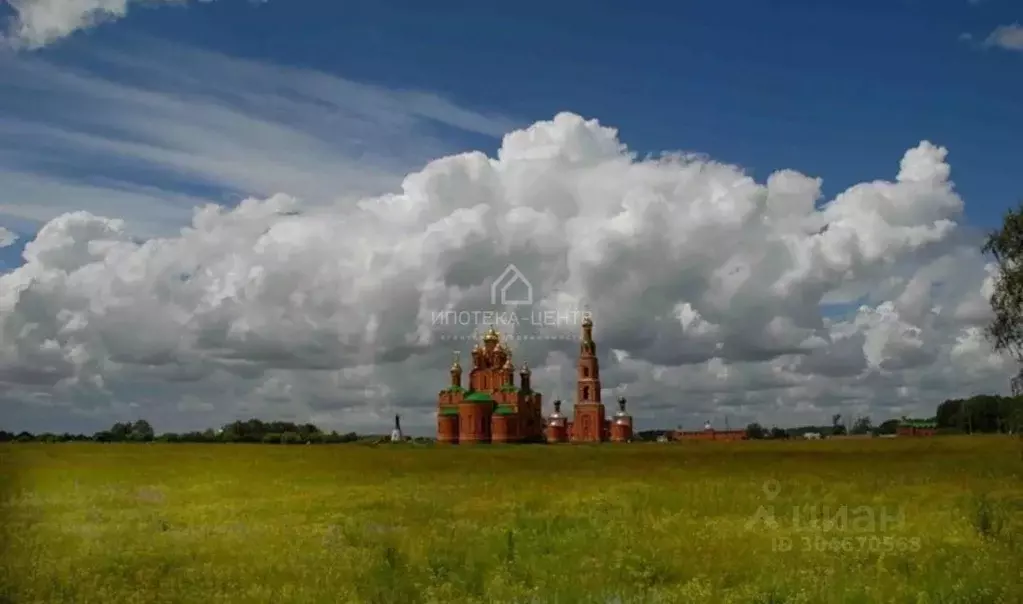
{"left": 391, "top": 414, "right": 403, "bottom": 442}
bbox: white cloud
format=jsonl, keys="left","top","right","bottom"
{"left": 984, "top": 23, "right": 1023, "bottom": 51}
{"left": 0, "top": 226, "right": 17, "bottom": 247}
{"left": 0, "top": 111, "right": 1010, "bottom": 434}
{"left": 1, "top": 0, "right": 245, "bottom": 50}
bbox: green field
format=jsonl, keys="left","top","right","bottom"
{"left": 2, "top": 437, "right": 1022, "bottom": 603}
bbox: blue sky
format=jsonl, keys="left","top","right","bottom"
{"left": 0, "top": 0, "right": 1020, "bottom": 255}
{"left": 122, "top": 0, "right": 1020, "bottom": 214}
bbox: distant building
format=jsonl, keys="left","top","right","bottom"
{"left": 897, "top": 418, "right": 937, "bottom": 437}
{"left": 436, "top": 328, "right": 545, "bottom": 444}
{"left": 674, "top": 421, "right": 748, "bottom": 442}
{"left": 436, "top": 317, "right": 632, "bottom": 444}
{"left": 803, "top": 432, "right": 821, "bottom": 440}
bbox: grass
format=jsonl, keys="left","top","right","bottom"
{"left": 1, "top": 437, "right": 1022, "bottom": 603}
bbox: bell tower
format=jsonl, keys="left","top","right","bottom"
{"left": 572, "top": 315, "right": 606, "bottom": 442}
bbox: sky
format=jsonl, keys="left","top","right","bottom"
{"left": 0, "top": 0, "right": 1020, "bottom": 435}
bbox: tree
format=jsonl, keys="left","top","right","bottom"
{"left": 129, "top": 420, "right": 154, "bottom": 442}
{"left": 746, "top": 423, "right": 766, "bottom": 439}
{"left": 831, "top": 414, "right": 847, "bottom": 436}
{"left": 851, "top": 416, "right": 872, "bottom": 435}
{"left": 109, "top": 422, "right": 131, "bottom": 441}
{"left": 984, "top": 202, "right": 1023, "bottom": 362}
{"left": 877, "top": 419, "right": 899, "bottom": 435}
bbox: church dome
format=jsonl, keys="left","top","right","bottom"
{"left": 483, "top": 327, "right": 500, "bottom": 343}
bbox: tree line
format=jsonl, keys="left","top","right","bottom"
{"left": 743, "top": 395, "right": 1023, "bottom": 439}
{"left": 4, "top": 395, "right": 1023, "bottom": 445}
{"left": 0, "top": 419, "right": 383, "bottom": 445}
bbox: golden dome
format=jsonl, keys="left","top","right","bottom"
{"left": 450, "top": 351, "right": 462, "bottom": 371}
{"left": 519, "top": 362, "right": 531, "bottom": 375}
{"left": 581, "top": 315, "right": 593, "bottom": 327}
{"left": 483, "top": 327, "right": 500, "bottom": 343}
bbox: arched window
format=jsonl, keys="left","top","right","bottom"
{"left": 582, "top": 386, "right": 590, "bottom": 400}
{"left": 582, "top": 366, "right": 590, "bottom": 378}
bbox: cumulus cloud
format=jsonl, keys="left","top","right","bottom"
{"left": 0, "top": 112, "right": 1011, "bottom": 434}
{"left": 1, "top": 0, "right": 247, "bottom": 50}
{"left": 0, "top": 226, "right": 16, "bottom": 247}
{"left": 984, "top": 23, "right": 1023, "bottom": 51}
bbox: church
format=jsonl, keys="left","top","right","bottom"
{"left": 436, "top": 316, "right": 633, "bottom": 444}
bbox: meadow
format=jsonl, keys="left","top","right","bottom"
{"left": 1, "top": 437, "right": 1021, "bottom": 603}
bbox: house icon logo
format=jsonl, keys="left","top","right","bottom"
{"left": 491, "top": 264, "right": 533, "bottom": 306}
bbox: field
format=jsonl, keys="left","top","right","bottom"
{"left": 1, "top": 437, "right": 1022, "bottom": 603}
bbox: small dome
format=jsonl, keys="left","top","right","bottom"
{"left": 483, "top": 327, "right": 500, "bottom": 342}
{"left": 582, "top": 315, "right": 593, "bottom": 327}
{"left": 519, "top": 362, "right": 531, "bottom": 375}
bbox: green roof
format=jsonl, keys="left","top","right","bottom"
{"left": 464, "top": 391, "right": 494, "bottom": 403}
{"left": 899, "top": 419, "right": 937, "bottom": 428}
{"left": 444, "top": 385, "right": 466, "bottom": 393}
{"left": 439, "top": 407, "right": 459, "bottom": 416}
{"left": 498, "top": 384, "right": 519, "bottom": 393}
{"left": 494, "top": 405, "right": 516, "bottom": 415}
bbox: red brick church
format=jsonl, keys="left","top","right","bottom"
{"left": 436, "top": 317, "right": 632, "bottom": 444}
